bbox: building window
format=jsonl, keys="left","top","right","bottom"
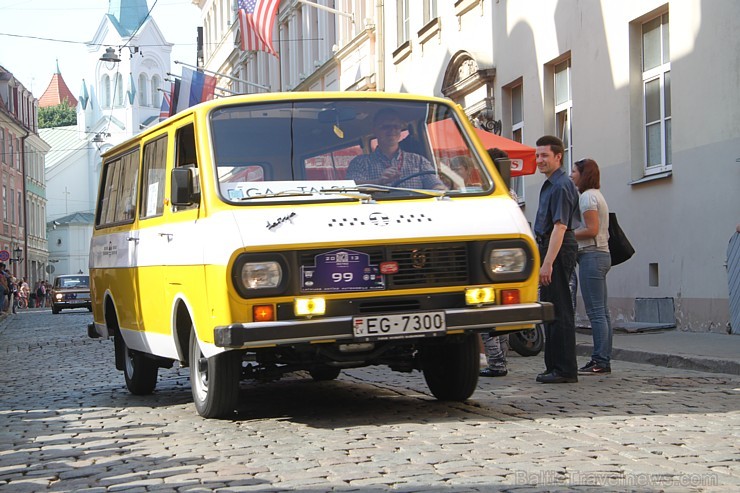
{"left": 138, "top": 74, "right": 148, "bottom": 106}
{"left": 423, "top": 0, "right": 437, "bottom": 24}
{"left": 0, "top": 129, "right": 4, "bottom": 165}
{"left": 10, "top": 187, "right": 14, "bottom": 224}
{"left": 397, "top": 0, "right": 410, "bottom": 45}
{"left": 642, "top": 12, "right": 671, "bottom": 172}
{"left": 151, "top": 75, "right": 161, "bottom": 108}
{"left": 101, "top": 75, "right": 111, "bottom": 108}
{"left": 509, "top": 83, "right": 524, "bottom": 203}
{"left": 2, "top": 186, "right": 6, "bottom": 222}
{"left": 114, "top": 74, "right": 124, "bottom": 107}
{"left": 554, "top": 59, "right": 572, "bottom": 171}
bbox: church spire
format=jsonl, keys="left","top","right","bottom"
{"left": 107, "top": 0, "right": 150, "bottom": 36}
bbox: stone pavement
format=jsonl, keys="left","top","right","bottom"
{"left": 1, "top": 309, "right": 739, "bottom": 492}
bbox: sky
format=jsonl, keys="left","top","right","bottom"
{"left": 0, "top": 0, "right": 201, "bottom": 97}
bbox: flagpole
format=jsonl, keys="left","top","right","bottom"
{"left": 159, "top": 85, "right": 239, "bottom": 96}
{"left": 296, "top": 0, "right": 354, "bottom": 23}
{"left": 174, "top": 60, "right": 271, "bottom": 92}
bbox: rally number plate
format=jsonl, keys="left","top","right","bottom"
{"left": 352, "top": 311, "right": 446, "bottom": 341}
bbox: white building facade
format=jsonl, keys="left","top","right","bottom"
{"left": 198, "top": 0, "right": 738, "bottom": 332}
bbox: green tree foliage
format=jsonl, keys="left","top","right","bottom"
{"left": 39, "top": 100, "right": 77, "bottom": 128}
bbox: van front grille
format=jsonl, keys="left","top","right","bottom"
{"left": 297, "top": 243, "right": 469, "bottom": 291}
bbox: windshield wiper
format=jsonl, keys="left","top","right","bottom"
{"left": 339, "top": 184, "right": 446, "bottom": 198}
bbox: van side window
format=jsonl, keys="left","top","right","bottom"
{"left": 140, "top": 136, "right": 167, "bottom": 218}
{"left": 96, "top": 149, "right": 140, "bottom": 227}
{"left": 175, "top": 124, "right": 199, "bottom": 211}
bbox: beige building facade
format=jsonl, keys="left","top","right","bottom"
{"left": 196, "top": 0, "right": 739, "bottom": 332}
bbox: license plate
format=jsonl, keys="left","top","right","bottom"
{"left": 353, "top": 311, "right": 446, "bottom": 341}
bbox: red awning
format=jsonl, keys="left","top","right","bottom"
{"left": 427, "top": 120, "right": 537, "bottom": 177}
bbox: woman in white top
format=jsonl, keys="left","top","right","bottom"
{"left": 571, "top": 158, "right": 613, "bottom": 374}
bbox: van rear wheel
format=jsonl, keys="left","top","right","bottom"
{"left": 123, "top": 342, "right": 158, "bottom": 395}
{"left": 421, "top": 334, "right": 479, "bottom": 401}
{"left": 189, "top": 330, "right": 240, "bottom": 418}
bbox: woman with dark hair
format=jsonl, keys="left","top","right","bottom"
{"left": 571, "top": 158, "right": 613, "bottom": 374}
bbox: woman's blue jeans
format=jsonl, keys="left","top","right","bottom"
{"left": 577, "top": 250, "right": 612, "bottom": 366}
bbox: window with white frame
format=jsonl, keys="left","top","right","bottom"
{"left": 151, "top": 75, "right": 161, "bottom": 108}
{"left": 642, "top": 13, "right": 671, "bottom": 171}
{"left": 138, "top": 74, "right": 148, "bottom": 106}
{"left": 101, "top": 75, "right": 111, "bottom": 108}
{"left": 554, "top": 59, "right": 572, "bottom": 172}
{"left": 423, "top": 0, "right": 438, "bottom": 24}
{"left": 2, "top": 186, "right": 6, "bottom": 222}
{"left": 510, "top": 83, "right": 524, "bottom": 203}
{"left": 114, "top": 73, "right": 124, "bottom": 106}
{"left": 397, "top": 0, "right": 410, "bottom": 45}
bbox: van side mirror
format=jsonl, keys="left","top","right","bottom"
{"left": 171, "top": 167, "right": 195, "bottom": 206}
{"left": 488, "top": 150, "right": 512, "bottom": 190}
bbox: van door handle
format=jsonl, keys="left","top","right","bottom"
{"left": 158, "top": 233, "right": 173, "bottom": 242}
{"left": 127, "top": 237, "right": 139, "bottom": 243}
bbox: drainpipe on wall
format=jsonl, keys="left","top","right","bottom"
{"left": 376, "top": 0, "right": 384, "bottom": 92}
{"left": 19, "top": 129, "right": 29, "bottom": 280}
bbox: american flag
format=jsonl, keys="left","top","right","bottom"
{"left": 238, "top": 0, "right": 280, "bottom": 57}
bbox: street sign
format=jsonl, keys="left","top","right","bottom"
{"left": 0, "top": 250, "right": 9, "bottom": 262}
{"left": 45, "top": 265, "right": 55, "bottom": 274}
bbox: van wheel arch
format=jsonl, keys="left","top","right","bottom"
{"left": 174, "top": 300, "right": 193, "bottom": 366}
{"left": 105, "top": 296, "right": 126, "bottom": 371}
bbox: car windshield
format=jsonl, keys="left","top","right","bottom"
{"left": 210, "top": 99, "right": 494, "bottom": 203}
{"left": 57, "top": 276, "right": 89, "bottom": 288}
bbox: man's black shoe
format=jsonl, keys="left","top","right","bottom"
{"left": 536, "top": 372, "right": 578, "bottom": 383}
{"left": 480, "top": 368, "right": 508, "bottom": 377}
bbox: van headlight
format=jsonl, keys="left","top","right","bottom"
{"left": 488, "top": 248, "right": 527, "bottom": 274}
{"left": 242, "top": 262, "right": 282, "bottom": 289}
{"left": 233, "top": 254, "right": 288, "bottom": 297}
{"left": 483, "top": 241, "right": 533, "bottom": 282}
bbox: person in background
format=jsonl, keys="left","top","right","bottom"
{"left": 533, "top": 135, "right": 579, "bottom": 384}
{"left": 479, "top": 148, "right": 512, "bottom": 378}
{"left": 571, "top": 158, "right": 613, "bottom": 374}
{"left": 0, "top": 264, "right": 7, "bottom": 312}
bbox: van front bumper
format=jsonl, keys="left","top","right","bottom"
{"left": 214, "top": 302, "right": 554, "bottom": 348}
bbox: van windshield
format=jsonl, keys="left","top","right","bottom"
{"left": 210, "top": 99, "right": 494, "bottom": 202}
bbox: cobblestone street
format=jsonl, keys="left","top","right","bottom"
{"left": 1, "top": 310, "right": 738, "bottom": 492}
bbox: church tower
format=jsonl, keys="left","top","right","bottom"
{"left": 78, "top": 0, "right": 173, "bottom": 147}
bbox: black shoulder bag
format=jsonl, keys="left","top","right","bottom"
{"left": 608, "top": 212, "right": 635, "bottom": 266}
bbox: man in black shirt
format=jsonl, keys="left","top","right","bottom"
{"left": 533, "top": 136, "right": 579, "bottom": 383}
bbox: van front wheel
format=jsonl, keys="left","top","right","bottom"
{"left": 421, "top": 334, "right": 479, "bottom": 401}
{"left": 189, "top": 330, "right": 240, "bottom": 418}
{"left": 123, "top": 343, "right": 158, "bottom": 395}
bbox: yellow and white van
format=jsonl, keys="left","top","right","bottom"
{"left": 89, "top": 92, "right": 553, "bottom": 418}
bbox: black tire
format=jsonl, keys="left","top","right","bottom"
{"left": 421, "top": 333, "right": 479, "bottom": 401}
{"left": 52, "top": 306, "right": 60, "bottom": 314}
{"left": 509, "top": 325, "right": 545, "bottom": 357}
{"left": 309, "top": 365, "right": 341, "bottom": 381}
{"left": 123, "top": 340, "right": 158, "bottom": 395}
{"left": 189, "top": 330, "right": 240, "bottom": 418}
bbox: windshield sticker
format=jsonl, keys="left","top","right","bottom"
{"left": 301, "top": 249, "right": 385, "bottom": 292}
{"left": 233, "top": 180, "right": 356, "bottom": 199}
